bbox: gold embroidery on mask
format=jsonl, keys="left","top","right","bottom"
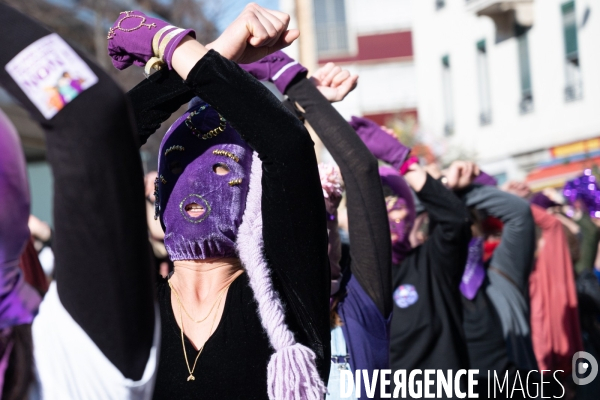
{"left": 212, "top": 149, "right": 240, "bottom": 163}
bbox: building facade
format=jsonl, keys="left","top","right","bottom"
{"left": 412, "top": 0, "right": 600, "bottom": 188}
{"left": 280, "top": 0, "right": 417, "bottom": 124}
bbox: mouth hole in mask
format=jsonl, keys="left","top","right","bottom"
{"left": 213, "top": 163, "right": 230, "bottom": 176}
{"left": 169, "top": 160, "right": 183, "bottom": 175}
{"left": 179, "top": 194, "right": 211, "bottom": 224}
{"left": 184, "top": 202, "right": 205, "bottom": 218}
{"left": 389, "top": 209, "right": 408, "bottom": 224}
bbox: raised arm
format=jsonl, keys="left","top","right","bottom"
{"left": 462, "top": 184, "right": 535, "bottom": 292}
{"left": 127, "top": 69, "right": 194, "bottom": 146}
{"left": 352, "top": 116, "right": 471, "bottom": 281}
{"left": 0, "top": 5, "right": 154, "bottom": 380}
{"left": 284, "top": 74, "right": 392, "bottom": 317}
{"left": 414, "top": 172, "right": 472, "bottom": 283}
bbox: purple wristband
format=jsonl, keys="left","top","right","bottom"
{"left": 400, "top": 156, "right": 419, "bottom": 176}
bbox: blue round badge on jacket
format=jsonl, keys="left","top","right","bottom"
{"left": 394, "top": 284, "right": 418, "bottom": 308}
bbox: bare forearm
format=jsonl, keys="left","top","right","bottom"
{"left": 404, "top": 163, "right": 427, "bottom": 192}
{"left": 171, "top": 36, "right": 209, "bottom": 80}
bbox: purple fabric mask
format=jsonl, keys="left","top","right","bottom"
{"left": 460, "top": 237, "right": 486, "bottom": 300}
{"left": 0, "top": 109, "right": 41, "bottom": 391}
{"left": 157, "top": 101, "right": 253, "bottom": 261}
{"left": 380, "top": 166, "right": 415, "bottom": 264}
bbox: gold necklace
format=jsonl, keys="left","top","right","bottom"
{"left": 170, "top": 278, "right": 237, "bottom": 382}
{"left": 169, "top": 280, "right": 229, "bottom": 323}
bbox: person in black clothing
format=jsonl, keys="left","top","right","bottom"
{"left": 353, "top": 118, "right": 474, "bottom": 398}
{"left": 458, "top": 179, "right": 538, "bottom": 398}
{"left": 0, "top": 4, "right": 158, "bottom": 398}
{"left": 241, "top": 53, "right": 393, "bottom": 398}
{"left": 110, "top": 5, "right": 330, "bottom": 399}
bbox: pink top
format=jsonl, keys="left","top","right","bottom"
{"left": 529, "top": 205, "right": 583, "bottom": 374}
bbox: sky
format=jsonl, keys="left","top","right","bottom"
{"left": 213, "top": 0, "right": 280, "bottom": 32}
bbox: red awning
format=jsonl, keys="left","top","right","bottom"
{"left": 526, "top": 156, "right": 600, "bottom": 190}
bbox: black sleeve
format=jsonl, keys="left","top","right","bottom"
{"left": 285, "top": 78, "right": 392, "bottom": 317}
{"left": 0, "top": 5, "right": 154, "bottom": 380}
{"left": 183, "top": 51, "right": 330, "bottom": 378}
{"left": 417, "top": 175, "right": 472, "bottom": 285}
{"left": 462, "top": 184, "right": 535, "bottom": 292}
{"left": 126, "top": 69, "right": 194, "bottom": 146}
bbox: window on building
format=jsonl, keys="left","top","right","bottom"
{"left": 314, "top": 0, "right": 349, "bottom": 56}
{"left": 517, "top": 28, "right": 533, "bottom": 114}
{"left": 562, "top": 1, "right": 582, "bottom": 101}
{"left": 441, "top": 55, "right": 454, "bottom": 136}
{"left": 476, "top": 40, "right": 492, "bottom": 125}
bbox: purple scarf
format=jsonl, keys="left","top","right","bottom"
{"left": 459, "top": 237, "right": 486, "bottom": 299}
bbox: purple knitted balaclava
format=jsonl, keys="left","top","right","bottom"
{"left": 379, "top": 166, "right": 416, "bottom": 265}
{"left": 157, "top": 101, "right": 253, "bottom": 261}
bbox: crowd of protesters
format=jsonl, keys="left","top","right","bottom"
{"left": 0, "top": 3, "right": 599, "bottom": 399}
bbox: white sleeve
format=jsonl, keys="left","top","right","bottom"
{"left": 32, "top": 282, "right": 160, "bottom": 400}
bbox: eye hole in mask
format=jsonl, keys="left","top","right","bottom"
{"left": 213, "top": 163, "right": 230, "bottom": 176}
{"left": 169, "top": 160, "right": 183, "bottom": 175}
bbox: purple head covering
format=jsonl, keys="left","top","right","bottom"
{"left": 564, "top": 170, "right": 600, "bottom": 217}
{"left": 0, "top": 109, "right": 41, "bottom": 392}
{"left": 157, "top": 101, "right": 253, "bottom": 261}
{"left": 530, "top": 192, "right": 560, "bottom": 209}
{"left": 156, "top": 100, "right": 325, "bottom": 399}
{"left": 379, "top": 166, "right": 416, "bottom": 264}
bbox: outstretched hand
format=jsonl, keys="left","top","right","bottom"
{"left": 501, "top": 181, "right": 532, "bottom": 198}
{"left": 206, "top": 4, "right": 299, "bottom": 64}
{"left": 310, "top": 62, "right": 358, "bottom": 102}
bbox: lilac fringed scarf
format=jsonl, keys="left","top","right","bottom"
{"left": 236, "top": 154, "right": 326, "bottom": 400}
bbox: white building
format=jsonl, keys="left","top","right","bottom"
{"left": 412, "top": 0, "right": 600, "bottom": 188}
{"left": 280, "top": 0, "right": 417, "bottom": 125}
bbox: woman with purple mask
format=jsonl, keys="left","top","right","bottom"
{"left": 351, "top": 117, "right": 474, "bottom": 397}
{"left": 110, "top": 5, "right": 330, "bottom": 399}
{"left": 0, "top": 3, "right": 328, "bottom": 399}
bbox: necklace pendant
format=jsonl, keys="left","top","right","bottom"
{"left": 187, "top": 374, "right": 195, "bottom": 382}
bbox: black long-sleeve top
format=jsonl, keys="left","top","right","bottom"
{"left": 0, "top": 4, "right": 155, "bottom": 383}
{"left": 126, "top": 51, "right": 331, "bottom": 398}
{"left": 284, "top": 78, "right": 392, "bottom": 318}
{"left": 390, "top": 175, "right": 472, "bottom": 397}
{"left": 284, "top": 78, "right": 392, "bottom": 398}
